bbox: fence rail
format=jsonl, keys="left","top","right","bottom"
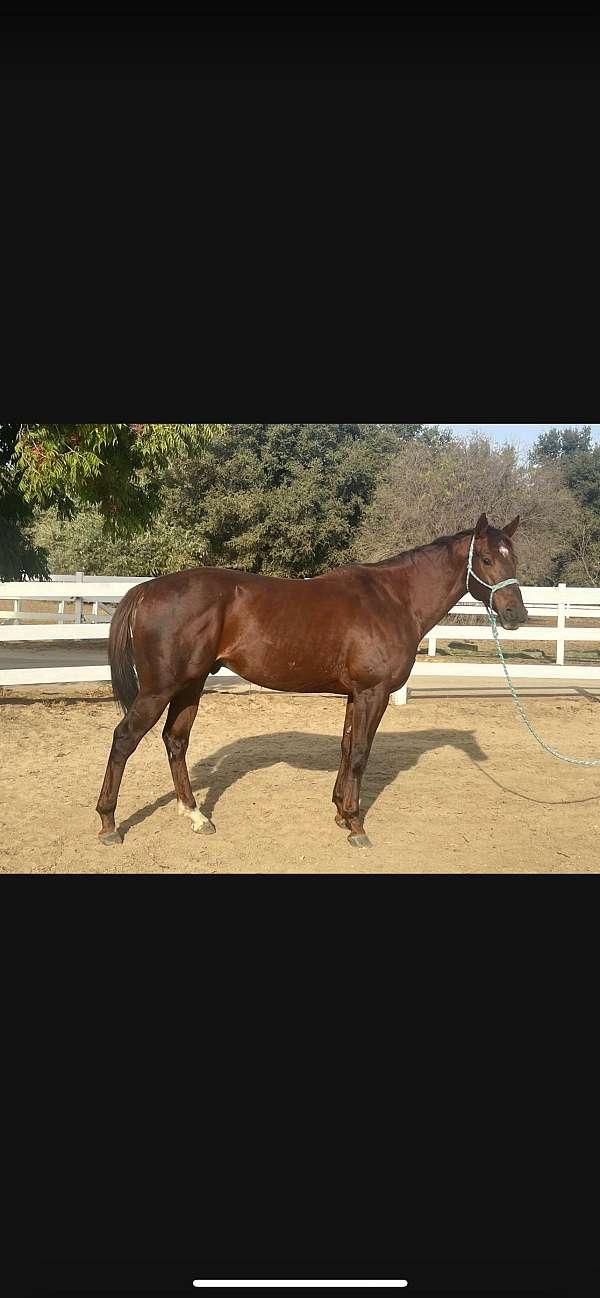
{"left": 2, "top": 574, "right": 600, "bottom": 703}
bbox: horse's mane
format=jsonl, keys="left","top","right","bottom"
{"left": 366, "top": 528, "right": 475, "bottom": 569}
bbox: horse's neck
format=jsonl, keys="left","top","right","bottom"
{"left": 405, "top": 534, "right": 470, "bottom": 637}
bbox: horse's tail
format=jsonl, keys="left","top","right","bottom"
{"left": 108, "top": 583, "right": 147, "bottom": 715}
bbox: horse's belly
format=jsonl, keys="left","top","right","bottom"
{"left": 220, "top": 654, "right": 345, "bottom": 695}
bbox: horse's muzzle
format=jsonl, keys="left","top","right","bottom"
{"left": 499, "top": 606, "right": 528, "bottom": 631}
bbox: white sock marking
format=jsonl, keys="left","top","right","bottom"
{"left": 178, "top": 800, "right": 211, "bottom": 832}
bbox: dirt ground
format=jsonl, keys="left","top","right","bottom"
{"left": 1, "top": 680, "right": 599, "bottom": 873}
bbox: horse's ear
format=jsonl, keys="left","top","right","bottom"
{"left": 503, "top": 515, "right": 520, "bottom": 537}
{"left": 475, "top": 513, "right": 489, "bottom": 537}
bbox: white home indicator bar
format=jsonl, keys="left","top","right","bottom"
{"left": 193, "top": 1284, "right": 408, "bottom": 1290}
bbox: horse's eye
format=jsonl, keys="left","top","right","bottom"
{"left": 483, "top": 559, "right": 492, "bottom": 567}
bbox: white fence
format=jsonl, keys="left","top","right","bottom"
{"left": 2, "top": 575, "right": 600, "bottom": 703}
{"left": 0, "top": 572, "right": 148, "bottom": 627}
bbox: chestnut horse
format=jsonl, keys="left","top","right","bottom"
{"left": 96, "top": 513, "right": 527, "bottom": 849}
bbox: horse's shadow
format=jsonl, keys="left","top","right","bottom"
{"left": 117, "top": 727, "right": 488, "bottom": 838}
{"left": 191, "top": 727, "right": 489, "bottom": 822}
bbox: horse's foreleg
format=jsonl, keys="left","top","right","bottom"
{"left": 333, "top": 697, "right": 354, "bottom": 828}
{"left": 341, "top": 683, "right": 390, "bottom": 848}
{"left": 162, "top": 678, "right": 215, "bottom": 835}
{"left": 96, "top": 691, "right": 172, "bottom": 844}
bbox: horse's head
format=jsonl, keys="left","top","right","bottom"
{"left": 468, "top": 513, "right": 529, "bottom": 631}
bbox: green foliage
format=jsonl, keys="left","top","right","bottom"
{"left": 15, "top": 424, "right": 222, "bottom": 533}
{"left": 30, "top": 506, "right": 173, "bottom": 577}
{"left": 1, "top": 422, "right": 221, "bottom": 579}
{"left": 0, "top": 422, "right": 50, "bottom": 579}
{"left": 358, "top": 422, "right": 454, "bottom": 450}
{"left": 355, "top": 433, "right": 582, "bottom": 585}
{"left": 158, "top": 423, "right": 438, "bottom": 576}
{"left": 29, "top": 423, "right": 440, "bottom": 578}
{"left": 532, "top": 426, "right": 593, "bottom": 462}
{"left": 531, "top": 426, "right": 600, "bottom": 582}
{"left": 27, "top": 421, "right": 588, "bottom": 586}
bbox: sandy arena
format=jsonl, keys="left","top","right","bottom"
{"left": 1, "top": 678, "right": 599, "bottom": 872}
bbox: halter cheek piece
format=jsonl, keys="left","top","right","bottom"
{"left": 466, "top": 533, "right": 520, "bottom": 616}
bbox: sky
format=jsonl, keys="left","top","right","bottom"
{"left": 434, "top": 423, "right": 600, "bottom": 453}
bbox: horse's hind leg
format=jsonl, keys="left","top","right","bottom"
{"left": 96, "top": 690, "right": 172, "bottom": 844}
{"left": 162, "top": 678, "right": 215, "bottom": 835}
{"left": 333, "top": 698, "right": 353, "bottom": 828}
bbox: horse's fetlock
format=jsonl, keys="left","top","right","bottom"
{"left": 96, "top": 798, "right": 115, "bottom": 816}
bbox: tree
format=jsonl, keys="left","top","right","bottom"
{"left": 1, "top": 423, "right": 222, "bottom": 580}
{"left": 531, "top": 425, "right": 593, "bottom": 462}
{"left": 355, "top": 433, "right": 581, "bottom": 584}
{"left": 357, "top": 423, "right": 453, "bottom": 450}
{"left": 30, "top": 506, "right": 164, "bottom": 579}
{"left": 0, "top": 423, "right": 50, "bottom": 579}
{"left": 31, "top": 423, "right": 434, "bottom": 578}
{"left": 159, "top": 422, "right": 381, "bottom": 576}
{"left": 25, "top": 423, "right": 467, "bottom": 579}
{"left": 531, "top": 425, "right": 600, "bottom": 582}
{"left": 15, "top": 424, "right": 223, "bottom": 531}
{"left": 532, "top": 426, "right": 600, "bottom": 511}
{"left": 568, "top": 512, "right": 600, "bottom": 586}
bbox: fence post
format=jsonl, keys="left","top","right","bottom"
{"left": 392, "top": 685, "right": 409, "bottom": 706}
{"left": 13, "top": 599, "right": 21, "bottom": 626}
{"left": 428, "top": 635, "right": 437, "bottom": 658}
{"left": 75, "top": 571, "right": 84, "bottom": 625}
{"left": 556, "top": 583, "right": 566, "bottom": 667}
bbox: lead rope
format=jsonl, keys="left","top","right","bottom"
{"left": 467, "top": 535, "right": 600, "bottom": 767}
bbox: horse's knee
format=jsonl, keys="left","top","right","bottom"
{"left": 163, "top": 730, "right": 188, "bottom": 762}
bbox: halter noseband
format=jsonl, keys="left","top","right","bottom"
{"left": 466, "top": 533, "right": 520, "bottom": 616}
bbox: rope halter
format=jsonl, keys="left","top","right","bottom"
{"left": 466, "top": 533, "right": 520, "bottom": 618}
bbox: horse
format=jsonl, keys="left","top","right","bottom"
{"left": 96, "top": 513, "right": 528, "bottom": 849}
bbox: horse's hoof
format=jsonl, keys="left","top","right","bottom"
{"left": 348, "top": 834, "right": 372, "bottom": 849}
{"left": 193, "top": 819, "right": 216, "bottom": 835}
{"left": 99, "top": 830, "right": 123, "bottom": 846}
{"left": 335, "top": 815, "right": 349, "bottom": 829}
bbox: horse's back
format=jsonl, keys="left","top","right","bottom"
{"left": 137, "top": 563, "right": 372, "bottom": 606}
